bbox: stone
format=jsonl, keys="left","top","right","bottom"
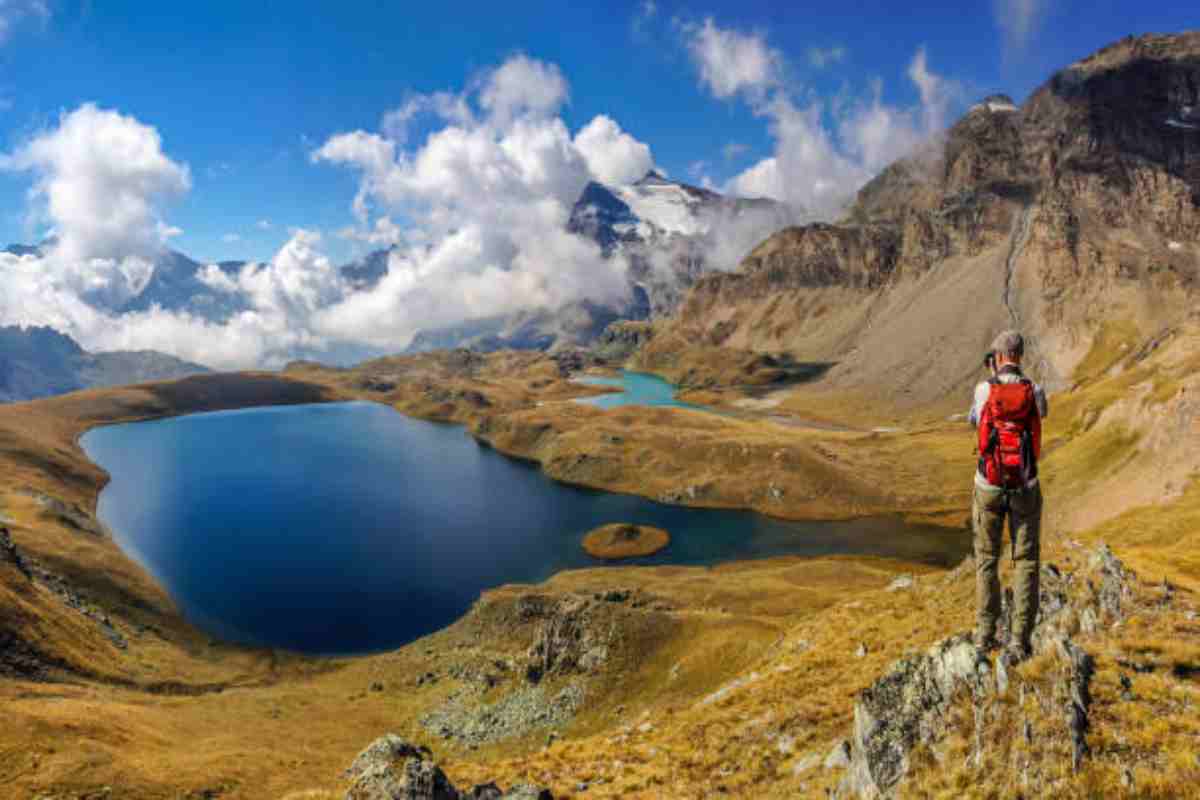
{"left": 855, "top": 643, "right": 868, "bottom": 658}
{"left": 886, "top": 575, "right": 914, "bottom": 592}
{"left": 344, "top": 735, "right": 554, "bottom": 800}
{"left": 526, "top": 596, "right": 611, "bottom": 680}
{"left": 1060, "top": 638, "right": 1095, "bottom": 773}
{"left": 344, "top": 735, "right": 458, "bottom": 800}
{"left": 1089, "top": 544, "right": 1130, "bottom": 622}
{"left": 839, "top": 635, "right": 984, "bottom": 798}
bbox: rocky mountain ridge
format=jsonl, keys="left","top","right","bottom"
{"left": 405, "top": 172, "right": 792, "bottom": 354}
{"left": 0, "top": 324, "right": 211, "bottom": 403}
{"left": 638, "top": 32, "right": 1200, "bottom": 409}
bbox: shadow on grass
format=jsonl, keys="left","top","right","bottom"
{"left": 743, "top": 356, "right": 838, "bottom": 394}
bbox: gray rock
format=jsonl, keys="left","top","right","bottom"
{"left": 839, "top": 545, "right": 1129, "bottom": 797}
{"left": 840, "top": 635, "right": 983, "bottom": 797}
{"left": 527, "top": 596, "right": 611, "bottom": 680}
{"left": 0, "top": 526, "right": 32, "bottom": 581}
{"left": 1089, "top": 544, "right": 1130, "bottom": 622}
{"left": 1060, "top": 638, "right": 1094, "bottom": 772}
{"left": 344, "top": 735, "right": 554, "bottom": 800}
{"left": 345, "top": 735, "right": 458, "bottom": 800}
{"left": 886, "top": 575, "right": 914, "bottom": 592}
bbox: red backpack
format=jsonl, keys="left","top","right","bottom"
{"left": 978, "top": 379, "right": 1042, "bottom": 489}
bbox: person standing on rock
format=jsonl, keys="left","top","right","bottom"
{"left": 968, "top": 330, "right": 1047, "bottom": 665}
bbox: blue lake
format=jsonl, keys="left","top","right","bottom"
{"left": 81, "top": 402, "right": 968, "bottom": 655}
{"left": 573, "top": 370, "right": 706, "bottom": 410}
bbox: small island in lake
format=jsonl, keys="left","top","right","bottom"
{"left": 582, "top": 523, "right": 670, "bottom": 560}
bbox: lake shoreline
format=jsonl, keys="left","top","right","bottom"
{"left": 82, "top": 399, "right": 969, "bottom": 656}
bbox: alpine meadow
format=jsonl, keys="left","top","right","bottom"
{"left": 1, "top": 3, "right": 1200, "bottom": 799}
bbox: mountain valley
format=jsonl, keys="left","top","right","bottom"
{"left": 1, "top": 31, "right": 1199, "bottom": 800}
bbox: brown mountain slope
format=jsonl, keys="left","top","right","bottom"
{"left": 2, "top": 32, "right": 1200, "bottom": 800}
{"left": 637, "top": 31, "right": 1200, "bottom": 414}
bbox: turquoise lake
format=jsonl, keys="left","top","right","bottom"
{"left": 81, "top": 402, "right": 969, "bottom": 655}
{"left": 572, "top": 370, "right": 706, "bottom": 410}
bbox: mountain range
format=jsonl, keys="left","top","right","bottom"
{"left": 405, "top": 171, "right": 792, "bottom": 352}
{"left": 638, "top": 31, "right": 1200, "bottom": 412}
{"left": 3, "top": 173, "right": 791, "bottom": 363}
{"left": 0, "top": 324, "right": 210, "bottom": 403}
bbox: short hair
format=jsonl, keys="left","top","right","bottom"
{"left": 991, "top": 329, "right": 1025, "bottom": 358}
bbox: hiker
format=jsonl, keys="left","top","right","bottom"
{"left": 969, "top": 330, "right": 1047, "bottom": 665}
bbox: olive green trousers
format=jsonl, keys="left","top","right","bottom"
{"left": 973, "top": 481, "right": 1043, "bottom": 651}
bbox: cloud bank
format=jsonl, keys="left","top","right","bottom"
{"left": 308, "top": 53, "right": 662, "bottom": 348}
{"left": 682, "top": 20, "right": 962, "bottom": 218}
{"left": 0, "top": 57, "right": 661, "bottom": 367}
{"left": 0, "top": 31, "right": 965, "bottom": 370}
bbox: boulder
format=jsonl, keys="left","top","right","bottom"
{"left": 840, "top": 635, "right": 984, "bottom": 797}
{"left": 838, "top": 546, "right": 1131, "bottom": 797}
{"left": 345, "top": 736, "right": 458, "bottom": 800}
{"left": 344, "top": 735, "right": 554, "bottom": 800}
{"left": 526, "top": 596, "right": 611, "bottom": 682}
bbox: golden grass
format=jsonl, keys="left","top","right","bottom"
{"left": 581, "top": 524, "right": 670, "bottom": 560}
{"left": 2, "top": 324, "right": 1200, "bottom": 798}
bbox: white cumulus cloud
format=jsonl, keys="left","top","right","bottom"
{"left": 309, "top": 53, "right": 646, "bottom": 347}
{"left": 0, "top": 103, "right": 191, "bottom": 309}
{"left": 573, "top": 115, "right": 654, "bottom": 186}
{"left": 703, "top": 28, "right": 962, "bottom": 218}
{"left": 683, "top": 17, "right": 782, "bottom": 100}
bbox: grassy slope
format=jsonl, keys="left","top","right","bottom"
{"left": 1, "top": 324, "right": 1198, "bottom": 798}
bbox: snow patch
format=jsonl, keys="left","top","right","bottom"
{"left": 1168, "top": 241, "right": 1184, "bottom": 252}
{"left": 971, "top": 100, "right": 1016, "bottom": 114}
{"left": 616, "top": 182, "right": 709, "bottom": 236}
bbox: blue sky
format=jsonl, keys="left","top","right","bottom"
{"left": 0, "top": 1, "right": 1194, "bottom": 264}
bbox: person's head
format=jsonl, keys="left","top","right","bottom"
{"left": 990, "top": 330, "right": 1025, "bottom": 368}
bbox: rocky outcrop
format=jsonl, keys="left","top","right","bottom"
{"left": 525, "top": 594, "right": 613, "bottom": 683}
{"left": 344, "top": 735, "right": 553, "bottom": 800}
{"left": 840, "top": 634, "right": 985, "bottom": 797}
{"left": 838, "top": 545, "right": 1132, "bottom": 798}
{"left": 0, "top": 525, "right": 31, "bottom": 581}
{"left": 591, "top": 320, "right": 654, "bottom": 363}
{"left": 652, "top": 32, "right": 1200, "bottom": 404}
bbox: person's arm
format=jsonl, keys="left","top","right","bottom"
{"left": 1030, "top": 404, "right": 1043, "bottom": 461}
{"left": 1035, "top": 384, "right": 1048, "bottom": 420}
{"left": 968, "top": 382, "right": 989, "bottom": 426}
